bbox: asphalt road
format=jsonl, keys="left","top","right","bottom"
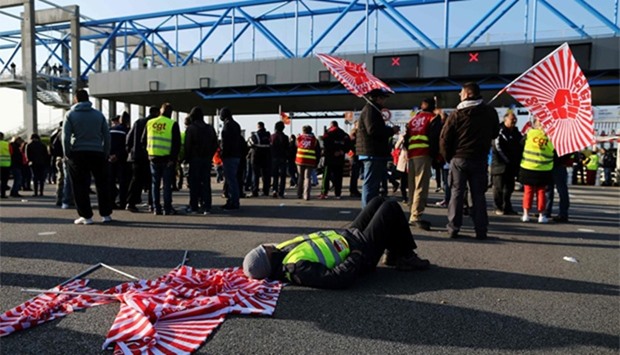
{"left": 0, "top": 180, "right": 618, "bottom": 354}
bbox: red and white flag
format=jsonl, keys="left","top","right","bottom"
{"left": 103, "top": 266, "right": 282, "bottom": 354}
{"left": 0, "top": 279, "right": 111, "bottom": 337}
{"left": 316, "top": 53, "right": 393, "bottom": 97}
{"left": 495, "top": 43, "right": 594, "bottom": 156}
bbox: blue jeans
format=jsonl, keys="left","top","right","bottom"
{"left": 361, "top": 159, "right": 387, "bottom": 208}
{"left": 188, "top": 158, "right": 212, "bottom": 211}
{"left": 150, "top": 160, "right": 174, "bottom": 212}
{"left": 62, "top": 161, "right": 74, "bottom": 205}
{"left": 545, "top": 165, "right": 569, "bottom": 218}
{"left": 223, "top": 157, "right": 240, "bottom": 208}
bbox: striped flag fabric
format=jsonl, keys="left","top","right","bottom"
{"left": 0, "top": 279, "right": 111, "bottom": 337}
{"left": 103, "top": 266, "right": 282, "bottom": 355}
{"left": 501, "top": 43, "right": 594, "bottom": 156}
{"left": 316, "top": 53, "right": 393, "bottom": 97}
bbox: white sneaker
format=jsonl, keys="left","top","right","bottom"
{"left": 521, "top": 213, "right": 530, "bottom": 222}
{"left": 538, "top": 215, "right": 548, "bottom": 224}
{"left": 101, "top": 216, "right": 112, "bottom": 223}
{"left": 61, "top": 203, "right": 70, "bottom": 209}
{"left": 74, "top": 217, "right": 93, "bottom": 225}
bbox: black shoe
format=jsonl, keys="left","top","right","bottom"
{"left": 251, "top": 192, "right": 259, "bottom": 197}
{"left": 163, "top": 208, "right": 177, "bottom": 215}
{"left": 153, "top": 209, "right": 163, "bottom": 215}
{"left": 126, "top": 204, "right": 139, "bottom": 213}
{"left": 350, "top": 191, "right": 361, "bottom": 198}
{"left": 10, "top": 193, "right": 22, "bottom": 198}
{"left": 504, "top": 209, "right": 519, "bottom": 215}
{"left": 552, "top": 215, "right": 569, "bottom": 223}
{"left": 409, "top": 220, "right": 431, "bottom": 231}
{"left": 475, "top": 233, "right": 488, "bottom": 240}
{"left": 395, "top": 254, "right": 430, "bottom": 271}
{"left": 392, "top": 181, "right": 400, "bottom": 193}
{"left": 448, "top": 230, "right": 460, "bottom": 239}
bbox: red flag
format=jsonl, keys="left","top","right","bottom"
{"left": 280, "top": 111, "right": 291, "bottom": 125}
{"left": 316, "top": 53, "right": 393, "bottom": 97}
{"left": 502, "top": 43, "right": 593, "bottom": 156}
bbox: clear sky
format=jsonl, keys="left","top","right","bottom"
{"left": 0, "top": 0, "right": 616, "bottom": 135}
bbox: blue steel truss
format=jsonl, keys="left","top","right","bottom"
{"left": 0, "top": 0, "right": 618, "bottom": 87}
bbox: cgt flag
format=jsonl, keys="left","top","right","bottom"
{"left": 494, "top": 43, "right": 594, "bottom": 156}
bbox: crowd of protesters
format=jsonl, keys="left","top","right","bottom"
{"left": 0, "top": 85, "right": 618, "bottom": 231}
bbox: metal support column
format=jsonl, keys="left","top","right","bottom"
{"left": 70, "top": 6, "right": 80, "bottom": 91}
{"left": 93, "top": 44, "right": 102, "bottom": 110}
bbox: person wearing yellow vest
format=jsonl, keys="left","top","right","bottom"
{"left": 242, "top": 197, "right": 430, "bottom": 288}
{"left": 519, "top": 120, "right": 554, "bottom": 224}
{"left": 584, "top": 149, "right": 600, "bottom": 185}
{"left": 144, "top": 103, "right": 181, "bottom": 215}
{"left": 405, "top": 98, "right": 441, "bottom": 231}
{"left": 295, "top": 125, "right": 321, "bottom": 201}
{"left": 0, "top": 132, "right": 11, "bottom": 198}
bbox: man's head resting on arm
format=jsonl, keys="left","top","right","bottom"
{"left": 243, "top": 244, "right": 276, "bottom": 279}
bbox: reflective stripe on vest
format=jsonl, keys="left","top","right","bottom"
{"left": 295, "top": 134, "right": 317, "bottom": 166}
{"left": 278, "top": 230, "right": 350, "bottom": 281}
{"left": 0, "top": 141, "right": 10, "bottom": 167}
{"left": 146, "top": 116, "right": 174, "bottom": 156}
{"left": 407, "top": 135, "right": 429, "bottom": 151}
{"left": 406, "top": 111, "right": 434, "bottom": 158}
{"left": 520, "top": 128, "right": 554, "bottom": 171}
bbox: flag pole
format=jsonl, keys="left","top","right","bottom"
{"left": 489, "top": 42, "right": 569, "bottom": 104}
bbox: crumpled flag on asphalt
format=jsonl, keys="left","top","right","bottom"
{"left": 102, "top": 266, "right": 282, "bottom": 355}
{"left": 0, "top": 279, "right": 113, "bottom": 337}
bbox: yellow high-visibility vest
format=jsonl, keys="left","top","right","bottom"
{"left": 0, "top": 141, "right": 10, "bottom": 167}
{"left": 146, "top": 116, "right": 174, "bottom": 156}
{"left": 278, "top": 230, "right": 350, "bottom": 282}
{"left": 586, "top": 154, "right": 599, "bottom": 171}
{"left": 520, "top": 128, "right": 554, "bottom": 171}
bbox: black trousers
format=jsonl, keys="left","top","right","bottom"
{"left": 127, "top": 160, "right": 152, "bottom": 207}
{"left": 252, "top": 159, "right": 271, "bottom": 195}
{"left": 0, "top": 166, "right": 9, "bottom": 197}
{"left": 348, "top": 196, "right": 417, "bottom": 268}
{"left": 492, "top": 171, "right": 516, "bottom": 212}
{"left": 321, "top": 162, "right": 344, "bottom": 197}
{"left": 67, "top": 151, "right": 112, "bottom": 219}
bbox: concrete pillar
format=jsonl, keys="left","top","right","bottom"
{"left": 138, "top": 105, "right": 146, "bottom": 118}
{"left": 21, "top": 0, "right": 38, "bottom": 136}
{"left": 108, "top": 30, "right": 116, "bottom": 119}
{"left": 70, "top": 6, "right": 80, "bottom": 90}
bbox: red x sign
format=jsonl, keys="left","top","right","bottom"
{"left": 391, "top": 57, "right": 400, "bottom": 66}
{"left": 469, "top": 52, "right": 479, "bottom": 62}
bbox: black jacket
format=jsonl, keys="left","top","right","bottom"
{"left": 249, "top": 128, "right": 271, "bottom": 163}
{"left": 184, "top": 120, "right": 218, "bottom": 162}
{"left": 126, "top": 114, "right": 156, "bottom": 163}
{"left": 440, "top": 101, "right": 499, "bottom": 162}
{"left": 356, "top": 102, "right": 393, "bottom": 158}
{"left": 109, "top": 124, "right": 128, "bottom": 162}
{"left": 220, "top": 118, "right": 243, "bottom": 159}
{"left": 270, "top": 131, "right": 289, "bottom": 160}
{"left": 26, "top": 140, "right": 49, "bottom": 166}
{"left": 49, "top": 128, "right": 64, "bottom": 158}
{"left": 491, "top": 123, "right": 523, "bottom": 175}
{"left": 322, "top": 126, "right": 351, "bottom": 165}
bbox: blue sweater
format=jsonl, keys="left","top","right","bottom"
{"left": 62, "top": 101, "right": 110, "bottom": 157}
